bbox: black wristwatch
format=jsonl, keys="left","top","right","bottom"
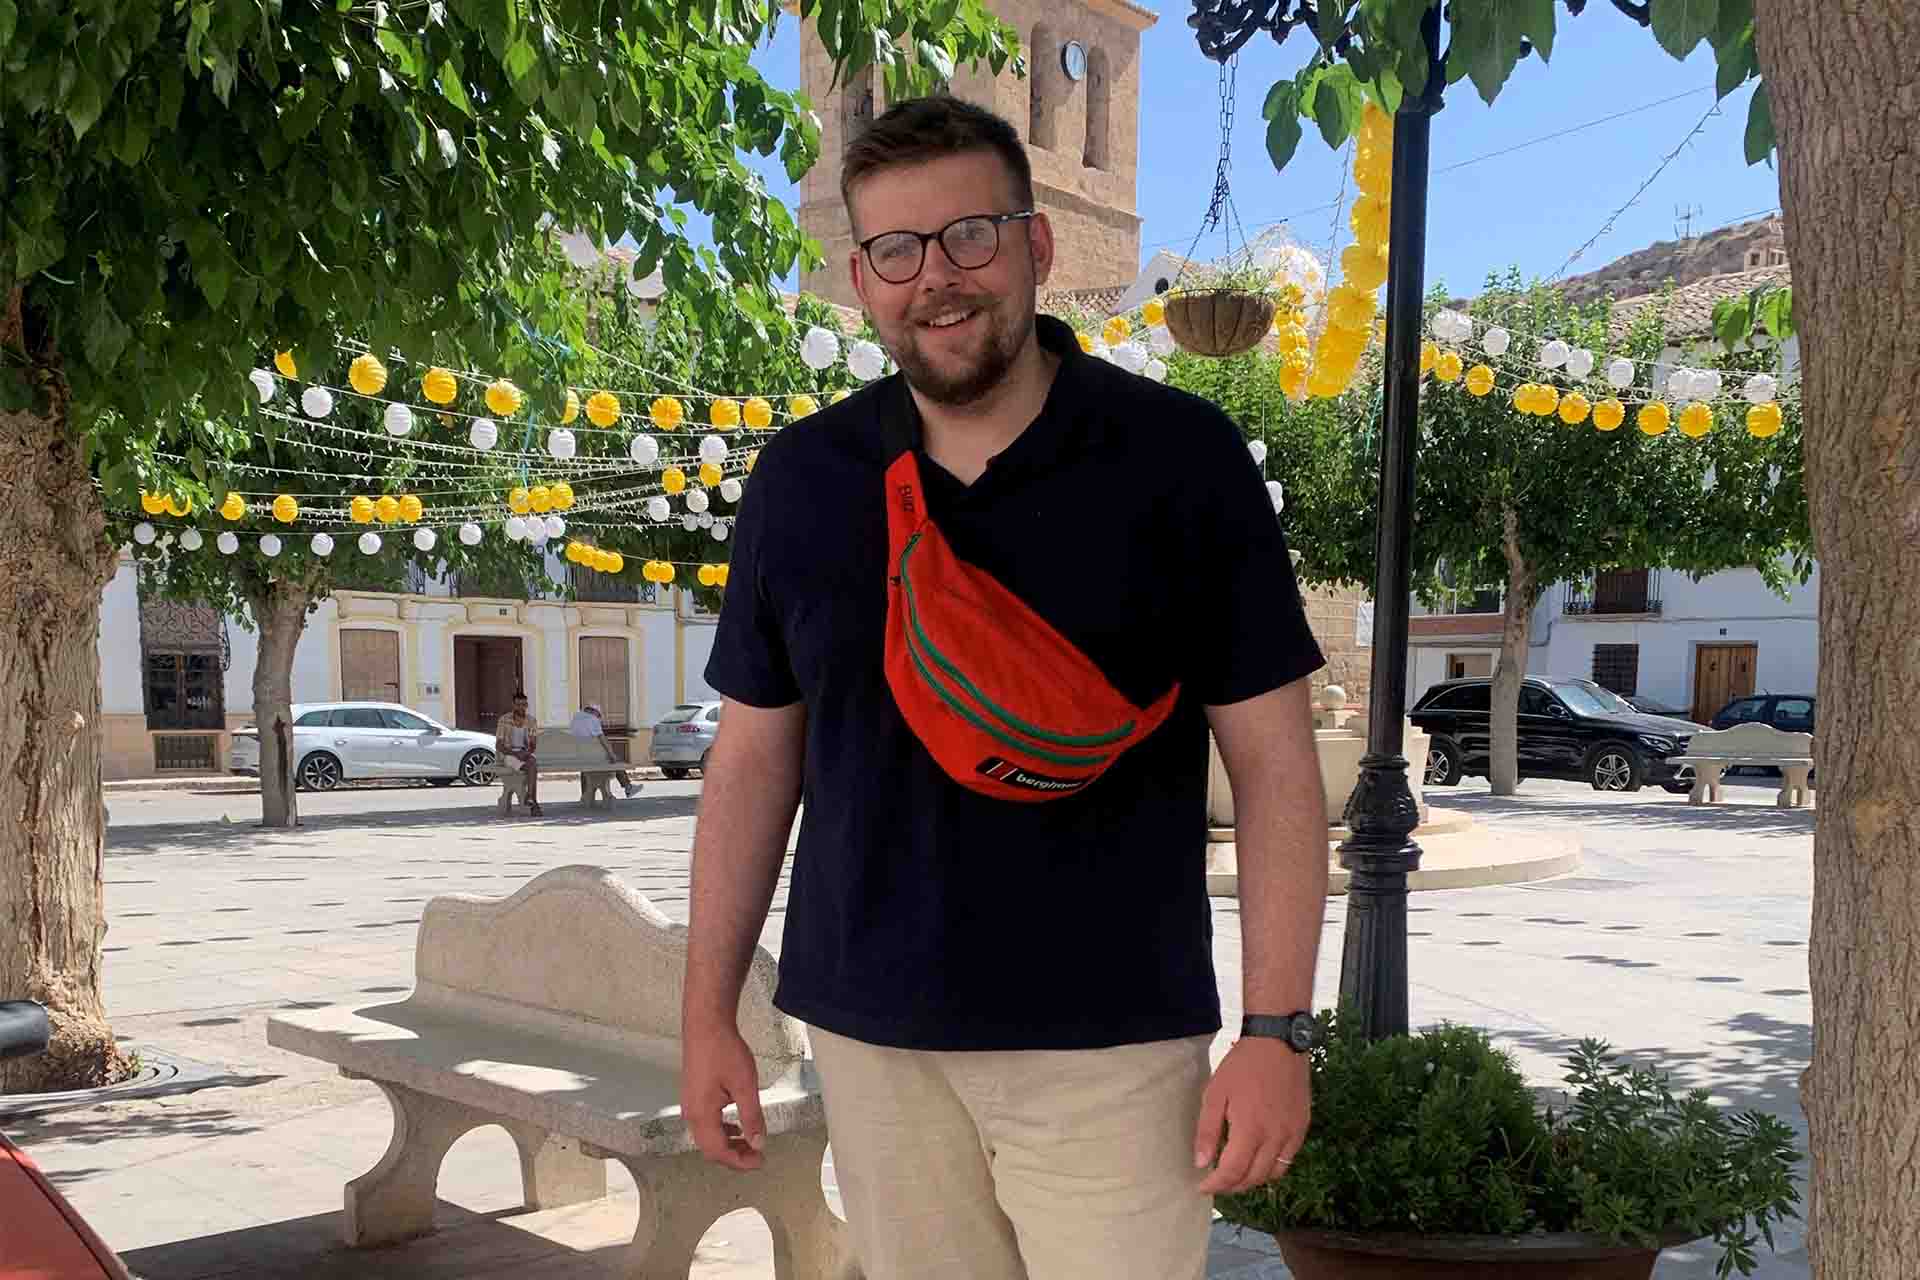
{"left": 1241, "top": 1012, "right": 1320, "bottom": 1053}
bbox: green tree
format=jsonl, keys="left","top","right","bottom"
{"left": 0, "top": 0, "right": 1018, "bottom": 1091}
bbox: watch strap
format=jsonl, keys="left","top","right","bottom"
{"left": 1240, "top": 1012, "right": 1319, "bottom": 1052}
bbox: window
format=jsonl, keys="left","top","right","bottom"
{"left": 144, "top": 651, "right": 224, "bottom": 731}
{"left": 340, "top": 628, "right": 402, "bottom": 702}
{"left": 658, "top": 705, "right": 704, "bottom": 724}
{"left": 1083, "top": 45, "right": 1112, "bottom": 170}
{"left": 1771, "top": 698, "right": 1814, "bottom": 732}
{"left": 1431, "top": 684, "right": 1491, "bottom": 712}
{"left": 1028, "top": 25, "right": 1059, "bottom": 149}
{"left": 1519, "top": 686, "right": 1558, "bottom": 717}
{"left": 295, "top": 710, "right": 333, "bottom": 727}
{"left": 1447, "top": 652, "right": 1493, "bottom": 680}
{"left": 337, "top": 708, "right": 387, "bottom": 729}
{"left": 1592, "top": 643, "right": 1640, "bottom": 696}
{"left": 1721, "top": 696, "right": 1768, "bottom": 723}
{"left": 705, "top": 706, "right": 723, "bottom": 723}
{"left": 382, "top": 709, "right": 432, "bottom": 731}
{"left": 1555, "top": 682, "right": 1633, "bottom": 716}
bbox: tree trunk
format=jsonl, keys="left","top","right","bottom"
{"left": 0, "top": 379, "right": 125, "bottom": 1092}
{"left": 249, "top": 585, "right": 311, "bottom": 829}
{"left": 1487, "top": 506, "right": 1535, "bottom": 797}
{"left": 1753, "top": 3, "right": 1920, "bottom": 1270}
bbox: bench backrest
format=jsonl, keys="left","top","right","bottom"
{"left": 506, "top": 729, "right": 616, "bottom": 770}
{"left": 414, "top": 865, "right": 804, "bottom": 1084}
{"left": 1685, "top": 722, "right": 1813, "bottom": 758}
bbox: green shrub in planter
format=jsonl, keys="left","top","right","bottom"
{"left": 1217, "top": 1013, "right": 1801, "bottom": 1278}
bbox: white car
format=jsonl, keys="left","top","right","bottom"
{"left": 228, "top": 702, "right": 499, "bottom": 791}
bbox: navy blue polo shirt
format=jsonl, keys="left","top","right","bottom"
{"left": 705, "top": 314, "right": 1323, "bottom": 1051}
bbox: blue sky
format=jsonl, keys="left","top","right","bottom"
{"left": 710, "top": 8, "right": 1780, "bottom": 298}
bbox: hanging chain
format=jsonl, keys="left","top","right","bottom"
{"left": 1201, "top": 56, "right": 1238, "bottom": 236}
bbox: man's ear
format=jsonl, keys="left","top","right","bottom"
{"left": 1029, "top": 211, "right": 1056, "bottom": 290}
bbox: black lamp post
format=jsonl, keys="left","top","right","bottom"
{"left": 1188, "top": 0, "right": 1446, "bottom": 1040}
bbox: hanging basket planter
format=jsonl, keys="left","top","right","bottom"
{"left": 1164, "top": 290, "right": 1276, "bottom": 357}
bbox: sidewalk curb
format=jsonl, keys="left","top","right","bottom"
{"left": 105, "top": 766, "right": 673, "bottom": 795}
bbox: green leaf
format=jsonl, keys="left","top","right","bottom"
{"left": 1711, "top": 295, "right": 1752, "bottom": 349}
{"left": 1449, "top": 0, "right": 1527, "bottom": 106}
{"left": 0, "top": 0, "right": 15, "bottom": 50}
{"left": 1313, "top": 64, "right": 1364, "bottom": 148}
{"left": 83, "top": 304, "right": 132, "bottom": 372}
{"left": 65, "top": 67, "right": 106, "bottom": 141}
{"left": 1757, "top": 286, "right": 1794, "bottom": 341}
{"left": 438, "top": 61, "right": 474, "bottom": 116}
{"left": 116, "top": 113, "right": 151, "bottom": 165}
{"left": 1266, "top": 100, "right": 1304, "bottom": 173}
{"left": 1650, "top": 0, "right": 1721, "bottom": 60}
{"left": 1744, "top": 81, "right": 1774, "bottom": 165}
{"left": 504, "top": 38, "right": 538, "bottom": 82}
{"left": 1513, "top": 0, "right": 1555, "bottom": 63}
{"left": 1263, "top": 77, "right": 1294, "bottom": 121}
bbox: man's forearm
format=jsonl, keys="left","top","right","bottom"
{"left": 1236, "top": 768, "right": 1328, "bottom": 1013}
{"left": 683, "top": 716, "right": 805, "bottom": 1032}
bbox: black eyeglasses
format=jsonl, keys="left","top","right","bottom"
{"left": 858, "top": 211, "right": 1037, "bottom": 285}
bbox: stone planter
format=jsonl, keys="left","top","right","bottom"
{"left": 1164, "top": 290, "right": 1275, "bottom": 357}
{"left": 1270, "top": 1227, "right": 1693, "bottom": 1280}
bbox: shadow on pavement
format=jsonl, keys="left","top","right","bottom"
{"left": 106, "top": 794, "right": 702, "bottom": 856}
{"left": 9, "top": 1078, "right": 283, "bottom": 1169}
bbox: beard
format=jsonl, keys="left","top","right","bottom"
{"left": 887, "top": 290, "right": 1033, "bottom": 407}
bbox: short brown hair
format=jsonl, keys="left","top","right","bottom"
{"left": 840, "top": 96, "right": 1034, "bottom": 231}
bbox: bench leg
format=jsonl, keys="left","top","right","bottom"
{"left": 1780, "top": 766, "right": 1811, "bottom": 809}
{"left": 344, "top": 1082, "right": 487, "bottom": 1247}
{"left": 505, "top": 1123, "right": 607, "bottom": 1210}
{"left": 613, "top": 1130, "right": 854, "bottom": 1280}
{"left": 1689, "top": 764, "right": 1724, "bottom": 805}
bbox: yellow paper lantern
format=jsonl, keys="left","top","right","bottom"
{"left": 1142, "top": 298, "right": 1165, "bottom": 327}
{"left": 788, "top": 395, "right": 819, "bottom": 419}
{"left": 586, "top": 391, "right": 620, "bottom": 427}
{"left": 565, "top": 541, "right": 582, "bottom": 564}
{"left": 1327, "top": 285, "right": 1376, "bottom": 331}
{"left": 716, "top": 564, "right": 730, "bottom": 588}
{"left": 272, "top": 494, "right": 298, "bottom": 523}
{"left": 562, "top": 389, "right": 580, "bottom": 424}
{"left": 1102, "top": 316, "right": 1132, "bottom": 347}
{"left": 1513, "top": 384, "right": 1535, "bottom": 413}
{"left": 349, "top": 354, "right": 388, "bottom": 396}
{"left": 1350, "top": 195, "right": 1390, "bottom": 247}
{"left": 1465, "top": 365, "right": 1496, "bottom": 397}
{"left": 1279, "top": 364, "right": 1308, "bottom": 401}
{"left": 830, "top": 389, "right": 851, "bottom": 405}
{"left": 164, "top": 494, "right": 192, "bottom": 517}
{"left": 528, "top": 485, "right": 553, "bottom": 514}
{"left": 1679, "top": 401, "right": 1715, "bottom": 438}
{"left": 1593, "top": 398, "right": 1626, "bottom": 432}
{"left": 662, "top": 467, "right": 687, "bottom": 495}
{"left": 1559, "top": 392, "right": 1591, "bottom": 425}
{"left": 709, "top": 398, "right": 742, "bottom": 430}
{"left": 699, "top": 462, "right": 723, "bottom": 488}
{"left": 1532, "top": 384, "right": 1560, "bottom": 417}
{"left": 606, "top": 552, "right": 624, "bottom": 575}
{"left": 1076, "top": 332, "right": 1095, "bottom": 354}
{"left": 746, "top": 449, "right": 760, "bottom": 473}
{"left": 1341, "top": 244, "right": 1390, "bottom": 292}
{"left": 398, "top": 494, "right": 424, "bottom": 523}
{"left": 219, "top": 492, "right": 246, "bottom": 520}
{"left": 1434, "top": 351, "right": 1464, "bottom": 383}
{"left": 698, "top": 564, "right": 718, "bottom": 587}
{"left": 1307, "top": 365, "right": 1349, "bottom": 399}
{"left": 422, "top": 367, "right": 458, "bottom": 405}
{"left": 350, "top": 495, "right": 376, "bottom": 523}
{"left": 551, "top": 481, "right": 574, "bottom": 510}
{"left": 273, "top": 350, "right": 297, "bottom": 378}
{"left": 372, "top": 495, "right": 398, "bottom": 524}
{"left": 507, "top": 486, "right": 531, "bottom": 514}
{"left": 655, "top": 561, "right": 675, "bottom": 585}
{"left": 1746, "top": 401, "right": 1784, "bottom": 438}
{"left": 649, "top": 396, "right": 684, "bottom": 431}
{"left": 641, "top": 560, "right": 659, "bottom": 583}
{"left": 485, "top": 380, "right": 523, "bottom": 416}
{"left": 744, "top": 396, "right": 774, "bottom": 430}
{"left": 1637, "top": 401, "right": 1671, "bottom": 436}
{"left": 1419, "top": 341, "right": 1438, "bottom": 375}
{"left": 140, "top": 491, "right": 167, "bottom": 515}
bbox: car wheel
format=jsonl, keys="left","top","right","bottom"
{"left": 297, "top": 752, "right": 343, "bottom": 792}
{"left": 1587, "top": 744, "right": 1644, "bottom": 793}
{"left": 698, "top": 751, "right": 712, "bottom": 778}
{"left": 459, "top": 749, "right": 496, "bottom": 786}
{"left": 662, "top": 767, "right": 691, "bottom": 781}
{"left": 1424, "top": 738, "right": 1462, "bottom": 787}
{"left": 1661, "top": 764, "right": 1695, "bottom": 794}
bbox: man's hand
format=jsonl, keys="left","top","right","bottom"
{"left": 1193, "top": 1037, "right": 1310, "bottom": 1194}
{"left": 680, "top": 1021, "right": 767, "bottom": 1171}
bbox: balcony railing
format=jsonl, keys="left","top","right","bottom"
{"left": 1565, "top": 570, "right": 1662, "bottom": 616}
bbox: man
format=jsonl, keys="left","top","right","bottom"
{"left": 682, "top": 97, "right": 1329, "bottom": 1279}
{"left": 568, "top": 703, "right": 641, "bottom": 797}
{"left": 495, "top": 690, "right": 542, "bottom": 818}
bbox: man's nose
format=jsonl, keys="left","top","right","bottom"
{"left": 919, "top": 237, "right": 967, "bottom": 290}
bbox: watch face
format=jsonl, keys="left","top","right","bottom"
{"left": 1062, "top": 41, "right": 1087, "bottom": 82}
{"left": 1289, "top": 1016, "right": 1317, "bottom": 1052}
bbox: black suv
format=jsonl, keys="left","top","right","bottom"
{"left": 1411, "top": 675, "right": 1706, "bottom": 793}
{"left": 1710, "top": 693, "right": 1815, "bottom": 734}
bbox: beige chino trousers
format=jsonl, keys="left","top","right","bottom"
{"left": 810, "top": 1026, "right": 1214, "bottom": 1280}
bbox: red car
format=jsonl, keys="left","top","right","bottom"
{"left": 2, "top": 1001, "right": 132, "bottom": 1279}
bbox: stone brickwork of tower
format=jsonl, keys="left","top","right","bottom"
{"left": 1300, "top": 581, "right": 1373, "bottom": 709}
{"left": 795, "top": 0, "right": 1156, "bottom": 312}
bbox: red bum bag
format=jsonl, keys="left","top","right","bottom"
{"left": 884, "top": 450, "right": 1180, "bottom": 802}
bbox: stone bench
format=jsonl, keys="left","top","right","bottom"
{"left": 266, "top": 866, "right": 849, "bottom": 1278}
{"left": 1670, "top": 723, "right": 1815, "bottom": 809}
{"left": 495, "top": 730, "right": 627, "bottom": 813}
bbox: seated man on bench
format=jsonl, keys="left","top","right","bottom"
{"left": 568, "top": 704, "right": 641, "bottom": 798}
{"left": 495, "top": 691, "right": 543, "bottom": 818}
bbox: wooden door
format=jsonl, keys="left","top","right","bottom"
{"left": 340, "top": 629, "right": 401, "bottom": 703}
{"left": 578, "top": 636, "right": 631, "bottom": 761}
{"left": 1692, "top": 643, "right": 1757, "bottom": 724}
{"left": 454, "top": 635, "right": 523, "bottom": 732}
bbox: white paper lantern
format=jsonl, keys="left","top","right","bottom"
{"left": 1481, "top": 326, "right": 1511, "bottom": 357}
{"left": 1565, "top": 348, "right": 1595, "bottom": 380}
{"left": 217, "top": 530, "right": 240, "bottom": 555}
{"left": 504, "top": 515, "right": 528, "bottom": 541}
{"left": 301, "top": 386, "right": 334, "bottom": 418}
{"left": 1249, "top": 440, "right": 1269, "bottom": 465}
{"left": 249, "top": 368, "right": 276, "bottom": 404}
{"left": 697, "top": 512, "right": 714, "bottom": 528}
{"left": 413, "top": 527, "right": 437, "bottom": 552}
{"left": 712, "top": 522, "right": 730, "bottom": 542}
{"left": 178, "top": 528, "right": 204, "bottom": 551}
{"left": 260, "top": 533, "right": 282, "bottom": 557}
{"left": 1430, "top": 310, "right": 1457, "bottom": 341}
{"left": 542, "top": 515, "right": 565, "bottom": 539}
{"left": 647, "top": 496, "right": 672, "bottom": 522}
{"left": 1539, "top": 339, "right": 1570, "bottom": 369}
{"left": 1266, "top": 480, "right": 1285, "bottom": 513}
{"left": 132, "top": 521, "right": 157, "bottom": 545}
{"left": 1089, "top": 340, "right": 1112, "bottom": 362}
{"left": 458, "top": 521, "right": 482, "bottom": 546}
{"left": 1111, "top": 341, "right": 1149, "bottom": 375}
{"left": 719, "top": 478, "right": 743, "bottom": 504}
{"left": 699, "top": 434, "right": 728, "bottom": 464}
{"left": 1144, "top": 358, "right": 1169, "bottom": 383}
{"left": 358, "top": 531, "right": 382, "bottom": 555}
{"left": 800, "top": 325, "right": 841, "bottom": 372}
{"left": 629, "top": 435, "right": 660, "bottom": 465}
{"left": 527, "top": 528, "right": 549, "bottom": 549}
{"left": 469, "top": 418, "right": 498, "bottom": 450}
{"left": 847, "top": 339, "right": 887, "bottom": 382}
{"left": 1606, "top": 357, "right": 1636, "bottom": 390}
{"left": 680, "top": 514, "right": 699, "bottom": 532}
{"left": 686, "top": 488, "right": 710, "bottom": 514}
{"left": 384, "top": 402, "right": 414, "bottom": 436}
{"left": 1696, "top": 369, "right": 1724, "bottom": 400}
{"left": 1743, "top": 373, "right": 1779, "bottom": 404}
{"left": 310, "top": 532, "right": 334, "bottom": 556}
{"left": 1147, "top": 325, "right": 1177, "bottom": 356}
{"left": 547, "top": 428, "right": 576, "bottom": 460}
